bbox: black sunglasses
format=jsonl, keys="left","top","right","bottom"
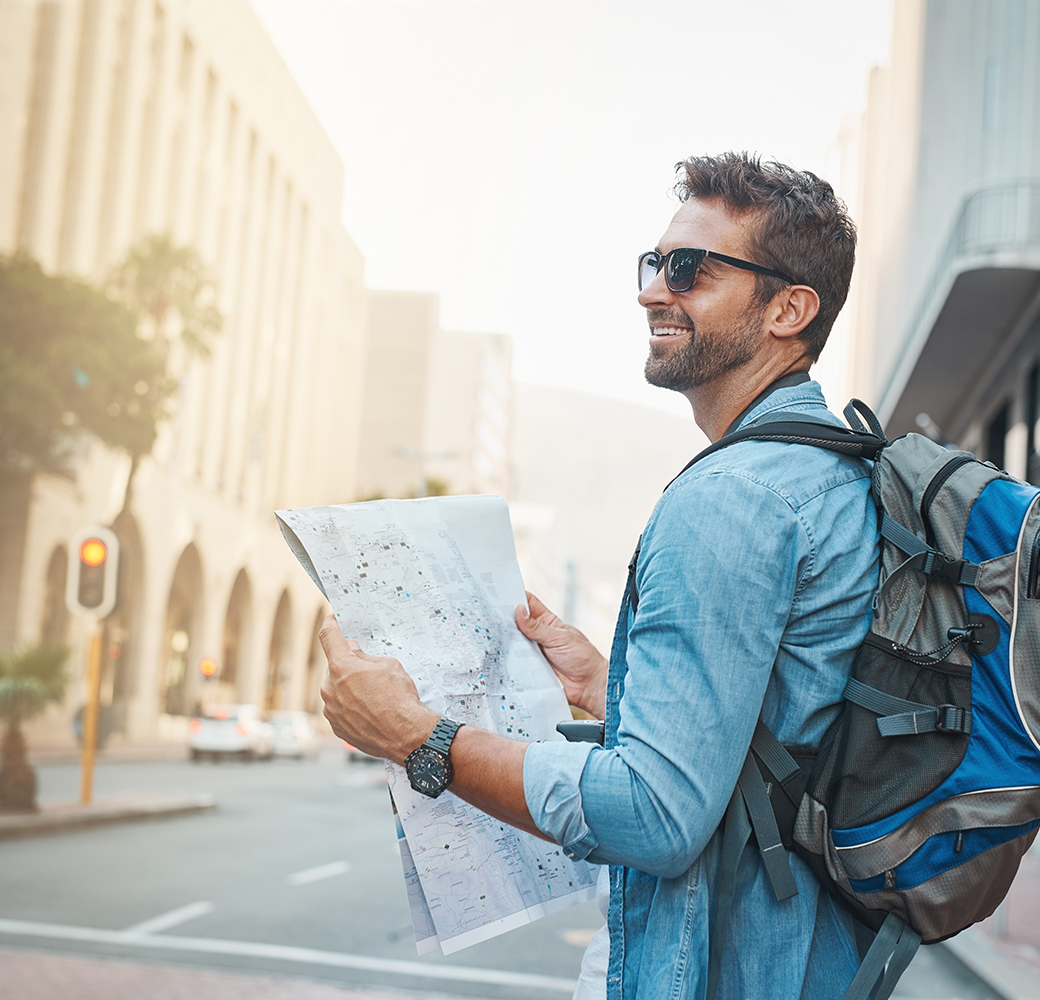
{"left": 638, "top": 248, "right": 796, "bottom": 293}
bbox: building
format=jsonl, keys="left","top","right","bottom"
{"left": 356, "top": 290, "right": 512, "bottom": 503}
{"left": 0, "top": 0, "right": 369, "bottom": 744}
{"left": 847, "top": 0, "right": 1040, "bottom": 475}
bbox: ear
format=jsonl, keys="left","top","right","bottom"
{"left": 766, "top": 286, "right": 820, "bottom": 340}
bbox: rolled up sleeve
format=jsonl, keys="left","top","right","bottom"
{"left": 523, "top": 738, "right": 600, "bottom": 859}
{"left": 524, "top": 467, "right": 812, "bottom": 878}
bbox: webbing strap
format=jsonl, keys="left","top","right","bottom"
{"left": 878, "top": 513, "right": 980, "bottom": 586}
{"left": 842, "top": 912, "right": 921, "bottom": 1000}
{"left": 706, "top": 785, "right": 753, "bottom": 1000}
{"left": 879, "top": 513, "right": 930, "bottom": 557}
{"left": 738, "top": 752, "right": 799, "bottom": 901}
{"left": 750, "top": 720, "right": 800, "bottom": 789}
{"left": 843, "top": 678, "right": 972, "bottom": 736}
{"left": 706, "top": 746, "right": 801, "bottom": 1000}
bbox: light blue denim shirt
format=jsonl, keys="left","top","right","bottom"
{"left": 524, "top": 380, "right": 881, "bottom": 1000}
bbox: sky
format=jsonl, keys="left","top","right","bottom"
{"left": 249, "top": 0, "right": 893, "bottom": 416}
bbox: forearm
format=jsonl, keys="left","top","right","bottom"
{"left": 446, "top": 727, "right": 550, "bottom": 842}
{"left": 571, "top": 656, "right": 608, "bottom": 719}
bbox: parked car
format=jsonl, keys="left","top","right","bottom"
{"left": 268, "top": 710, "right": 322, "bottom": 759}
{"left": 188, "top": 704, "right": 274, "bottom": 761}
{"left": 343, "top": 739, "right": 381, "bottom": 763}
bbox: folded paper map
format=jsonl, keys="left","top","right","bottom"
{"left": 275, "top": 495, "right": 597, "bottom": 954}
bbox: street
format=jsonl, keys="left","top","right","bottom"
{"left": 0, "top": 748, "right": 1002, "bottom": 1000}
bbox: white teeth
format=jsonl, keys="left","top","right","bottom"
{"left": 651, "top": 327, "right": 691, "bottom": 337}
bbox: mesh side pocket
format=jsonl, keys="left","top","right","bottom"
{"left": 809, "top": 639, "right": 971, "bottom": 830}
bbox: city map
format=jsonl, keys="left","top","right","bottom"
{"left": 275, "top": 495, "right": 597, "bottom": 954}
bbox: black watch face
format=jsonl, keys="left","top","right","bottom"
{"left": 407, "top": 747, "right": 451, "bottom": 797}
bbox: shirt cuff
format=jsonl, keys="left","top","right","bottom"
{"left": 523, "top": 739, "right": 600, "bottom": 861}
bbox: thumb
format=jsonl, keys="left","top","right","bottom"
{"left": 515, "top": 604, "right": 539, "bottom": 636}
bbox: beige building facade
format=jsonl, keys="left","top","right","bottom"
{"left": 0, "top": 0, "right": 370, "bottom": 744}
{"left": 357, "top": 290, "right": 513, "bottom": 503}
{"left": 846, "top": 0, "right": 1040, "bottom": 474}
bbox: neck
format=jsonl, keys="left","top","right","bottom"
{"left": 684, "top": 356, "right": 812, "bottom": 442}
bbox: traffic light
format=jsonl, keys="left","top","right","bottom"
{"left": 66, "top": 525, "right": 120, "bottom": 619}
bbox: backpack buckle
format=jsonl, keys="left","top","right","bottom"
{"left": 934, "top": 704, "right": 971, "bottom": 734}
{"left": 923, "top": 551, "right": 965, "bottom": 584}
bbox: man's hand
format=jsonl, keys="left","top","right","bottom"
{"left": 319, "top": 615, "right": 438, "bottom": 765}
{"left": 515, "top": 592, "right": 608, "bottom": 719}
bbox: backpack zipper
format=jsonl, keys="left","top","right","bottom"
{"left": 920, "top": 455, "right": 976, "bottom": 546}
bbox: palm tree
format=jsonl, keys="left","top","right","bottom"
{"left": 107, "top": 233, "right": 223, "bottom": 517}
{"left": 0, "top": 643, "right": 70, "bottom": 812}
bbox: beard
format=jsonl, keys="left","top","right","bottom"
{"left": 644, "top": 303, "right": 764, "bottom": 391}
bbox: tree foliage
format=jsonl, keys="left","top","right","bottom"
{"left": 0, "top": 642, "right": 70, "bottom": 812}
{"left": 0, "top": 642, "right": 70, "bottom": 728}
{"left": 0, "top": 254, "right": 174, "bottom": 483}
{"left": 109, "top": 232, "right": 222, "bottom": 358}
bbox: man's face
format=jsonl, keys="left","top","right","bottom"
{"left": 639, "top": 198, "right": 768, "bottom": 391}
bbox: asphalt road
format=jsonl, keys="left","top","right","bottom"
{"left": 0, "top": 748, "right": 1002, "bottom": 1000}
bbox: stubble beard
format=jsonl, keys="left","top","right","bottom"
{"left": 643, "top": 304, "right": 765, "bottom": 392}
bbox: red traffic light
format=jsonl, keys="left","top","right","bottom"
{"left": 66, "top": 525, "right": 119, "bottom": 619}
{"left": 79, "top": 538, "right": 108, "bottom": 567}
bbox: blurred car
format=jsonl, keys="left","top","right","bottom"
{"left": 268, "top": 710, "right": 322, "bottom": 759}
{"left": 343, "top": 739, "right": 381, "bottom": 763}
{"left": 188, "top": 704, "right": 274, "bottom": 761}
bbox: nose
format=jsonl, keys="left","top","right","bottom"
{"left": 637, "top": 266, "right": 675, "bottom": 310}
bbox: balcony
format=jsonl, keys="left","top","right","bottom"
{"left": 877, "top": 180, "right": 1040, "bottom": 439}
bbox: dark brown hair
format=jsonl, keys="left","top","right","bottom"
{"left": 673, "top": 152, "right": 856, "bottom": 361}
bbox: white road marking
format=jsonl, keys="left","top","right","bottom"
{"left": 0, "top": 917, "right": 576, "bottom": 992}
{"left": 286, "top": 860, "right": 351, "bottom": 885}
{"left": 121, "top": 901, "right": 214, "bottom": 936}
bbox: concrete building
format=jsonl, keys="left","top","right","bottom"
{"left": 357, "top": 290, "right": 512, "bottom": 503}
{"left": 0, "top": 0, "right": 369, "bottom": 744}
{"left": 847, "top": 0, "right": 1040, "bottom": 475}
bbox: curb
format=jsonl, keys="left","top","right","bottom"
{"left": 942, "top": 927, "right": 1040, "bottom": 1000}
{"left": 0, "top": 793, "right": 216, "bottom": 840}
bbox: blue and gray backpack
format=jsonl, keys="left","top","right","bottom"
{"left": 693, "top": 399, "right": 1040, "bottom": 1000}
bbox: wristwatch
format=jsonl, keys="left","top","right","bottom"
{"left": 405, "top": 717, "right": 464, "bottom": 798}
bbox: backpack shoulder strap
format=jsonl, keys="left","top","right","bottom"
{"left": 666, "top": 415, "right": 886, "bottom": 491}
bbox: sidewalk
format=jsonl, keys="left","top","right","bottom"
{"left": 0, "top": 793, "right": 215, "bottom": 841}
{"left": 943, "top": 836, "right": 1040, "bottom": 1000}
{"left": 0, "top": 949, "right": 467, "bottom": 1000}
{"left": 28, "top": 741, "right": 190, "bottom": 766}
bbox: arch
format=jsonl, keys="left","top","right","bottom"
{"left": 304, "top": 606, "right": 326, "bottom": 714}
{"left": 107, "top": 510, "right": 145, "bottom": 733}
{"left": 264, "top": 589, "right": 293, "bottom": 711}
{"left": 220, "top": 568, "right": 253, "bottom": 704}
{"left": 40, "top": 545, "right": 69, "bottom": 643}
{"left": 161, "top": 543, "right": 204, "bottom": 716}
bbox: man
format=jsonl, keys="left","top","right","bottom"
{"left": 320, "top": 152, "right": 879, "bottom": 999}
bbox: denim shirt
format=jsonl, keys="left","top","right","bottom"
{"left": 524, "top": 381, "right": 881, "bottom": 1000}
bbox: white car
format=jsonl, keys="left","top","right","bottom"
{"left": 268, "top": 710, "right": 322, "bottom": 759}
{"left": 189, "top": 704, "right": 274, "bottom": 761}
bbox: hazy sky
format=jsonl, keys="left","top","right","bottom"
{"left": 249, "top": 0, "right": 892, "bottom": 415}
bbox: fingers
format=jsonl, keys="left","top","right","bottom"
{"left": 319, "top": 615, "right": 367, "bottom": 661}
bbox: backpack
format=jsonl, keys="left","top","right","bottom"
{"left": 663, "top": 400, "right": 1040, "bottom": 1000}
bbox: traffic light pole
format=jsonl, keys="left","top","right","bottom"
{"left": 79, "top": 624, "right": 104, "bottom": 805}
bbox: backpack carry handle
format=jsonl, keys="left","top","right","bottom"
{"left": 844, "top": 398, "right": 887, "bottom": 439}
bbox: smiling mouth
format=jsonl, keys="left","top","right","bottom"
{"left": 650, "top": 326, "right": 693, "bottom": 338}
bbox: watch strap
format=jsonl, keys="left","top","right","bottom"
{"left": 423, "top": 717, "right": 463, "bottom": 755}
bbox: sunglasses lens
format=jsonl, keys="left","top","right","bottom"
{"left": 638, "top": 254, "right": 661, "bottom": 291}
{"left": 665, "top": 249, "right": 704, "bottom": 292}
